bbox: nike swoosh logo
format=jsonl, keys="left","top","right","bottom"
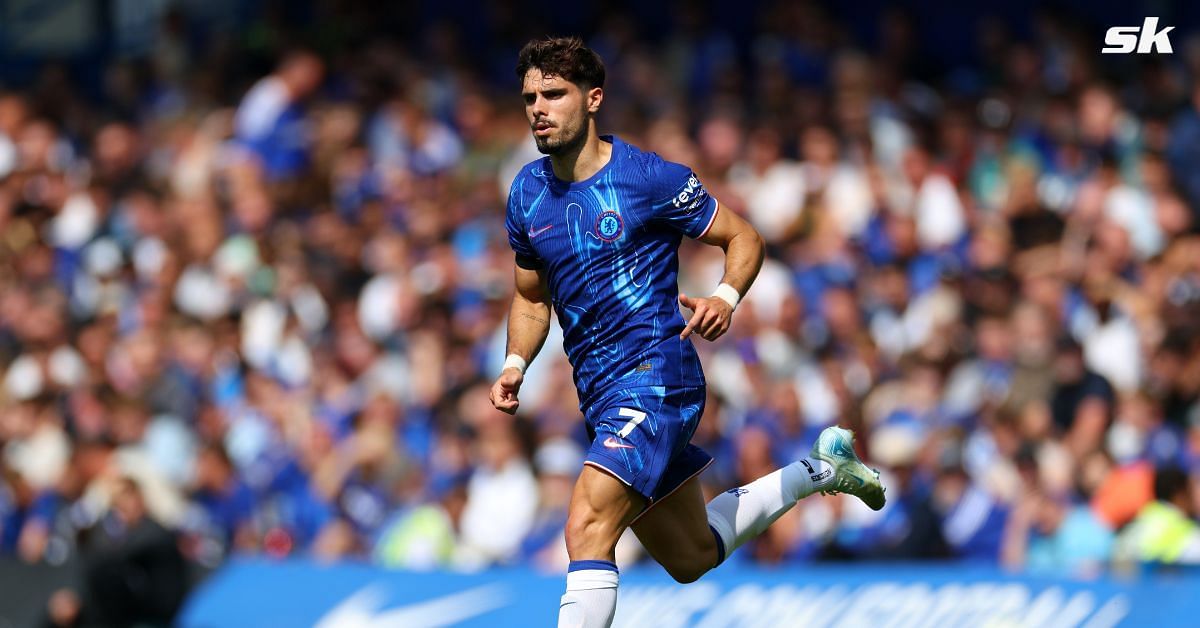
{"left": 315, "top": 583, "right": 510, "bottom": 628}
{"left": 833, "top": 439, "right": 856, "bottom": 459}
{"left": 527, "top": 224, "right": 553, "bottom": 238}
{"left": 603, "top": 437, "right": 635, "bottom": 450}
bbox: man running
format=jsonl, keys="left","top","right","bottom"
{"left": 490, "top": 36, "right": 885, "bottom": 628}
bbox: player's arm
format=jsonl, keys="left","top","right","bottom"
{"left": 680, "top": 202, "right": 765, "bottom": 341}
{"left": 490, "top": 264, "right": 552, "bottom": 414}
{"left": 506, "top": 264, "right": 552, "bottom": 363}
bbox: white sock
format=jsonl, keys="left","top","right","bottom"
{"left": 558, "top": 561, "right": 619, "bottom": 628}
{"left": 705, "top": 458, "right": 833, "bottom": 562}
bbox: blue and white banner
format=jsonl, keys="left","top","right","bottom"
{"left": 178, "top": 559, "right": 1198, "bottom": 627}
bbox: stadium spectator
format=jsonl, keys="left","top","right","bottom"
{"left": 1001, "top": 488, "right": 1114, "bottom": 576}
{"left": 372, "top": 471, "right": 468, "bottom": 571}
{"left": 1114, "top": 465, "right": 1200, "bottom": 564}
{"left": 69, "top": 477, "right": 186, "bottom": 627}
{"left": 232, "top": 50, "right": 325, "bottom": 183}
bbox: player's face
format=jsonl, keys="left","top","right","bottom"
{"left": 521, "top": 70, "right": 600, "bottom": 155}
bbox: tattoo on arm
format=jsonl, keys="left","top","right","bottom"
{"left": 520, "top": 312, "right": 548, "bottom": 325}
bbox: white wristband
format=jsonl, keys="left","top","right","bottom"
{"left": 503, "top": 354, "right": 528, "bottom": 374}
{"left": 711, "top": 283, "right": 740, "bottom": 310}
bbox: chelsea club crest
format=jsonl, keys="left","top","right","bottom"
{"left": 596, "top": 210, "right": 623, "bottom": 242}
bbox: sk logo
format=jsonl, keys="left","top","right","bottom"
{"left": 1102, "top": 18, "right": 1174, "bottom": 54}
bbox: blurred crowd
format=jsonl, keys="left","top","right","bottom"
{"left": 3, "top": 3, "right": 1200, "bottom": 606}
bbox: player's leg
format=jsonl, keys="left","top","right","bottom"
{"left": 634, "top": 426, "right": 887, "bottom": 581}
{"left": 564, "top": 385, "right": 693, "bottom": 627}
{"left": 558, "top": 464, "right": 644, "bottom": 628}
{"left": 708, "top": 425, "right": 886, "bottom": 561}
{"left": 631, "top": 451, "right": 834, "bottom": 582}
{"left": 630, "top": 473, "right": 719, "bottom": 583}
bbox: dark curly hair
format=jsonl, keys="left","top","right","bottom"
{"left": 515, "top": 36, "right": 606, "bottom": 89}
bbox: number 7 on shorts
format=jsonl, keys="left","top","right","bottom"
{"left": 617, "top": 408, "right": 646, "bottom": 438}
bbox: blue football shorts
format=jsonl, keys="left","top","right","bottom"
{"left": 583, "top": 385, "right": 712, "bottom": 507}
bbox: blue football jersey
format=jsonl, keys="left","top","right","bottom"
{"left": 505, "top": 135, "right": 719, "bottom": 412}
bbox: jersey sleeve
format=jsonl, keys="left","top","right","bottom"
{"left": 505, "top": 175, "right": 544, "bottom": 270}
{"left": 650, "top": 159, "right": 719, "bottom": 239}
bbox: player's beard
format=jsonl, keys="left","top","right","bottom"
{"left": 533, "top": 112, "right": 588, "bottom": 156}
